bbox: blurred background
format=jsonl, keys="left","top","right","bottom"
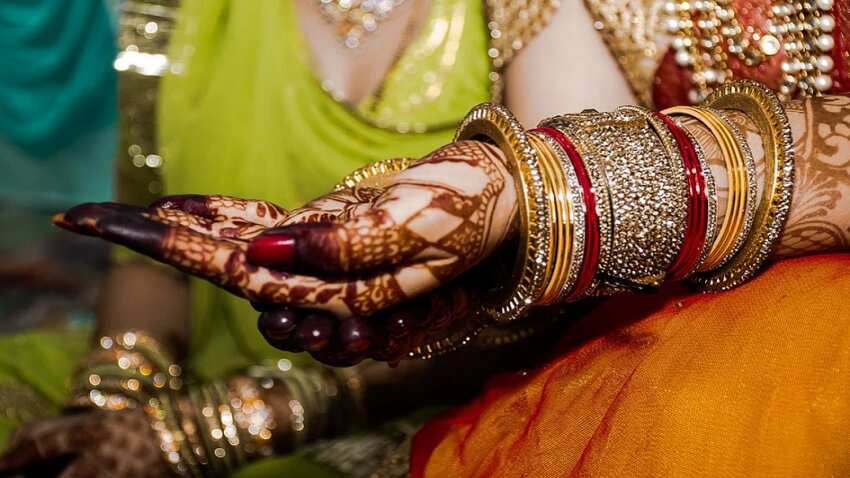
{"left": 0, "top": 0, "right": 172, "bottom": 334}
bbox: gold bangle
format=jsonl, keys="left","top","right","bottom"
{"left": 68, "top": 331, "right": 182, "bottom": 411}
{"left": 174, "top": 392, "right": 209, "bottom": 468}
{"left": 537, "top": 119, "right": 613, "bottom": 300}
{"left": 455, "top": 103, "right": 551, "bottom": 323}
{"left": 692, "top": 80, "right": 796, "bottom": 290}
{"left": 225, "top": 378, "right": 276, "bottom": 458}
{"left": 527, "top": 132, "right": 572, "bottom": 305}
{"left": 148, "top": 391, "right": 200, "bottom": 477}
{"left": 662, "top": 106, "right": 757, "bottom": 272}
{"left": 211, "top": 382, "right": 248, "bottom": 465}
{"left": 333, "top": 157, "right": 414, "bottom": 191}
{"left": 534, "top": 130, "right": 586, "bottom": 302}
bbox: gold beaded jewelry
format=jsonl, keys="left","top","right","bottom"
{"left": 662, "top": 105, "right": 757, "bottom": 271}
{"left": 666, "top": 0, "right": 835, "bottom": 101}
{"left": 692, "top": 80, "right": 796, "bottom": 290}
{"left": 315, "top": 0, "right": 407, "bottom": 49}
{"left": 455, "top": 103, "right": 551, "bottom": 323}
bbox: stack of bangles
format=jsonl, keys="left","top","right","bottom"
{"left": 452, "top": 79, "right": 795, "bottom": 326}
{"left": 68, "top": 331, "right": 367, "bottom": 477}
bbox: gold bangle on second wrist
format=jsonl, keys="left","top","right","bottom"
{"left": 455, "top": 103, "right": 551, "bottom": 323}
{"left": 693, "top": 80, "right": 796, "bottom": 290}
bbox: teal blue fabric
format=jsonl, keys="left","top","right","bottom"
{"left": 0, "top": 0, "right": 117, "bottom": 209}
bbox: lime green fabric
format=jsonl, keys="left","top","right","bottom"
{"left": 157, "top": 0, "right": 492, "bottom": 381}
{"left": 232, "top": 456, "right": 345, "bottom": 478}
{"left": 0, "top": 328, "right": 91, "bottom": 446}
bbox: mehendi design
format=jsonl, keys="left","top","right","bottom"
{"left": 54, "top": 96, "right": 850, "bottom": 364}
{"left": 774, "top": 96, "right": 850, "bottom": 256}
{"left": 153, "top": 194, "right": 289, "bottom": 226}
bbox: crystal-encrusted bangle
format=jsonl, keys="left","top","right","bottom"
{"left": 543, "top": 108, "right": 687, "bottom": 294}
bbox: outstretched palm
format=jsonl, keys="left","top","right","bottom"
{"left": 55, "top": 141, "right": 517, "bottom": 363}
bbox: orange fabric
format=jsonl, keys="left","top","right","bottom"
{"left": 413, "top": 255, "right": 850, "bottom": 477}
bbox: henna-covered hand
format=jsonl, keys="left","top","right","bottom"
{"left": 54, "top": 141, "right": 517, "bottom": 364}
{"left": 0, "top": 409, "right": 172, "bottom": 478}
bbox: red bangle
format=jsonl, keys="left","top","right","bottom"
{"left": 532, "top": 127, "right": 599, "bottom": 300}
{"left": 653, "top": 112, "right": 708, "bottom": 280}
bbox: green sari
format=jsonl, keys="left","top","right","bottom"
{"left": 0, "top": 1, "right": 492, "bottom": 475}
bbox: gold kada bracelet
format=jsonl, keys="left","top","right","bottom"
{"left": 692, "top": 80, "right": 796, "bottom": 290}
{"left": 455, "top": 103, "right": 551, "bottom": 323}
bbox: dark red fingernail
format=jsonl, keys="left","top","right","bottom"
{"left": 97, "top": 213, "right": 170, "bottom": 256}
{"left": 247, "top": 232, "right": 296, "bottom": 267}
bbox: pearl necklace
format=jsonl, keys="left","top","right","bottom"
{"left": 315, "top": 0, "right": 407, "bottom": 49}
{"left": 666, "top": 0, "right": 835, "bottom": 101}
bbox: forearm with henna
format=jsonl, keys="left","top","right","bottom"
{"left": 55, "top": 96, "right": 850, "bottom": 366}
{"left": 681, "top": 95, "right": 850, "bottom": 259}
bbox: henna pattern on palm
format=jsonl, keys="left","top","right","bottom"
{"left": 58, "top": 96, "right": 850, "bottom": 365}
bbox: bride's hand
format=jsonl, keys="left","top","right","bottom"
{"left": 54, "top": 141, "right": 517, "bottom": 362}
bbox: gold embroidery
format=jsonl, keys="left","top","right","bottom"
{"left": 485, "top": 0, "right": 562, "bottom": 102}
{"left": 583, "top": 0, "right": 669, "bottom": 106}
